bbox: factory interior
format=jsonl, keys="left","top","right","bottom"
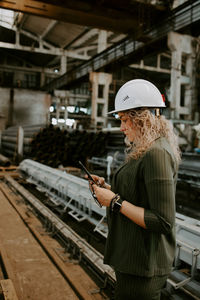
{"left": 0, "top": 0, "right": 200, "bottom": 299}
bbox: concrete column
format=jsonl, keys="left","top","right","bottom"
{"left": 56, "top": 98, "right": 60, "bottom": 123}
{"left": 185, "top": 51, "right": 196, "bottom": 118}
{"left": 168, "top": 32, "right": 196, "bottom": 119}
{"left": 40, "top": 70, "right": 45, "bottom": 87}
{"left": 97, "top": 30, "right": 107, "bottom": 53}
{"left": 89, "top": 72, "right": 112, "bottom": 128}
{"left": 64, "top": 105, "right": 68, "bottom": 121}
{"left": 170, "top": 49, "right": 182, "bottom": 118}
{"left": 60, "top": 55, "right": 67, "bottom": 75}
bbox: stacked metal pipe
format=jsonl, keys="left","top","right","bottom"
{"left": 1, "top": 125, "right": 126, "bottom": 168}
{"left": 30, "top": 125, "right": 109, "bottom": 167}
{"left": 1, "top": 126, "right": 18, "bottom": 158}
{"left": 23, "top": 124, "right": 46, "bottom": 155}
{"left": 1, "top": 124, "right": 46, "bottom": 159}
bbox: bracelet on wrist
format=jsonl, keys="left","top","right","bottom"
{"left": 109, "top": 194, "right": 119, "bottom": 210}
{"left": 110, "top": 194, "right": 123, "bottom": 213}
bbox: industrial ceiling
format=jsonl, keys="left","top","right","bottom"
{"left": 0, "top": 0, "right": 171, "bottom": 83}
{"left": 0, "top": 0, "right": 199, "bottom": 93}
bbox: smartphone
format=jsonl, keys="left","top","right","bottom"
{"left": 78, "top": 161, "right": 97, "bottom": 185}
{"left": 78, "top": 161, "right": 102, "bottom": 207}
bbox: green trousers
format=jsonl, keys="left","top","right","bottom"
{"left": 115, "top": 271, "right": 168, "bottom": 300}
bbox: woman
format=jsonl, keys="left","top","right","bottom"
{"left": 90, "top": 79, "right": 181, "bottom": 300}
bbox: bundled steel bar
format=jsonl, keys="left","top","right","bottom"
{"left": 1, "top": 124, "right": 110, "bottom": 166}
{"left": 1, "top": 125, "right": 46, "bottom": 160}
{"left": 1, "top": 136, "right": 17, "bottom": 143}
{"left": 29, "top": 127, "right": 109, "bottom": 168}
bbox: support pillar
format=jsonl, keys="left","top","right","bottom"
{"left": 60, "top": 55, "right": 67, "bottom": 75}
{"left": 40, "top": 69, "right": 45, "bottom": 87}
{"left": 168, "top": 31, "right": 196, "bottom": 120}
{"left": 168, "top": 31, "right": 198, "bottom": 149}
{"left": 89, "top": 72, "right": 112, "bottom": 128}
{"left": 54, "top": 90, "right": 69, "bottom": 128}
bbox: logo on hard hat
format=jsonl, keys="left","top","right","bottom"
{"left": 122, "top": 95, "right": 129, "bottom": 102}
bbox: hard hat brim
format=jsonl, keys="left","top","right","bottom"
{"left": 107, "top": 108, "right": 129, "bottom": 114}
{"left": 107, "top": 105, "right": 165, "bottom": 115}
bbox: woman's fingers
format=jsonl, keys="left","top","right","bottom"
{"left": 85, "top": 174, "right": 105, "bottom": 186}
{"left": 97, "top": 176, "right": 105, "bottom": 187}
{"left": 92, "top": 185, "right": 115, "bottom": 207}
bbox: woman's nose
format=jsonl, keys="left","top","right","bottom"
{"left": 120, "top": 123, "right": 125, "bottom": 132}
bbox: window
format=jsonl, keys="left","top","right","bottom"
{"left": 98, "top": 84, "right": 104, "bottom": 98}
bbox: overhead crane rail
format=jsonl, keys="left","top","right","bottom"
{"left": 43, "top": 0, "right": 200, "bottom": 91}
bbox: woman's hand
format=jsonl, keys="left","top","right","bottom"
{"left": 85, "top": 174, "right": 111, "bottom": 190}
{"left": 92, "top": 184, "right": 115, "bottom": 207}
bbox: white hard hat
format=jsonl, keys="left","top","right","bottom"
{"left": 108, "top": 79, "right": 165, "bottom": 114}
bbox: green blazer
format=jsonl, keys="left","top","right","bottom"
{"left": 104, "top": 137, "right": 178, "bottom": 277}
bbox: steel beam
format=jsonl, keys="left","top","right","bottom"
{"left": 0, "top": 41, "right": 90, "bottom": 60}
{"left": 0, "top": 0, "right": 162, "bottom": 34}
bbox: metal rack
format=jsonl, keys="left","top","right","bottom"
{"left": 19, "top": 159, "right": 107, "bottom": 237}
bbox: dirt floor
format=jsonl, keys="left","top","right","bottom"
{"left": 0, "top": 179, "right": 105, "bottom": 300}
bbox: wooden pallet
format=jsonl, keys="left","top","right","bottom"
{"left": 0, "top": 166, "right": 19, "bottom": 179}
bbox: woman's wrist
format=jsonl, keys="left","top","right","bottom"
{"left": 110, "top": 194, "right": 124, "bottom": 212}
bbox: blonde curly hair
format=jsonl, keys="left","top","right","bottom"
{"left": 124, "top": 108, "right": 181, "bottom": 164}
